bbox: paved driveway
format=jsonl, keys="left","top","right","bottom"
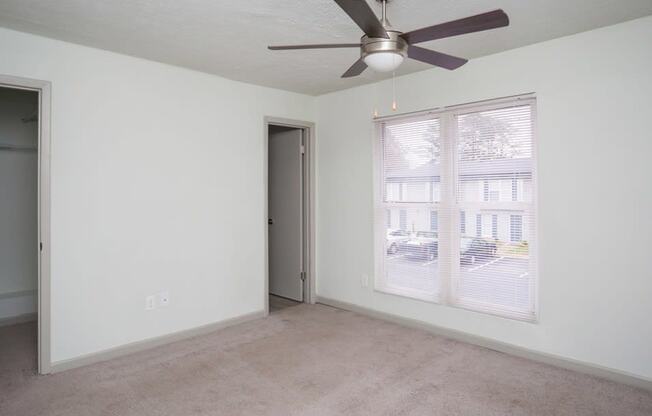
{"left": 384, "top": 255, "right": 531, "bottom": 310}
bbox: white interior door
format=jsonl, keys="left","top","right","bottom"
{"left": 268, "top": 126, "right": 303, "bottom": 301}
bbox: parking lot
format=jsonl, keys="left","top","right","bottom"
{"left": 385, "top": 253, "right": 440, "bottom": 294}
{"left": 385, "top": 254, "right": 531, "bottom": 309}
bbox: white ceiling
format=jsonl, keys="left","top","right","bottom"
{"left": 0, "top": 0, "right": 651, "bottom": 95}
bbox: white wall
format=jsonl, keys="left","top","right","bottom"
{"left": 0, "top": 27, "right": 314, "bottom": 362}
{"left": 1, "top": 14, "right": 650, "bottom": 380}
{"left": 0, "top": 88, "right": 38, "bottom": 320}
{"left": 0, "top": 291, "right": 36, "bottom": 321}
{"left": 315, "top": 16, "right": 652, "bottom": 380}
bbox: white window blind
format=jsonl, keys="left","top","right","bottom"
{"left": 375, "top": 97, "right": 537, "bottom": 321}
{"left": 378, "top": 116, "right": 442, "bottom": 300}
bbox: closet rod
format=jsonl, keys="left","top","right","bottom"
{"left": 0, "top": 144, "right": 37, "bottom": 152}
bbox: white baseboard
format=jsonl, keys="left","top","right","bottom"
{"left": 0, "top": 290, "right": 37, "bottom": 321}
{"left": 316, "top": 296, "right": 652, "bottom": 392}
{"left": 50, "top": 310, "right": 266, "bottom": 374}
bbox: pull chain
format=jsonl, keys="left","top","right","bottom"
{"left": 391, "top": 70, "right": 397, "bottom": 111}
{"left": 373, "top": 69, "right": 379, "bottom": 118}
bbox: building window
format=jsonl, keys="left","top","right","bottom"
{"left": 399, "top": 210, "right": 407, "bottom": 231}
{"left": 430, "top": 211, "right": 438, "bottom": 231}
{"left": 476, "top": 214, "right": 482, "bottom": 237}
{"left": 460, "top": 211, "right": 466, "bottom": 235}
{"left": 375, "top": 97, "right": 537, "bottom": 321}
{"left": 510, "top": 215, "right": 523, "bottom": 242}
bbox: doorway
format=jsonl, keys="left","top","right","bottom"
{"left": 265, "top": 118, "right": 315, "bottom": 314}
{"left": 0, "top": 75, "right": 51, "bottom": 375}
{"left": 0, "top": 86, "right": 39, "bottom": 374}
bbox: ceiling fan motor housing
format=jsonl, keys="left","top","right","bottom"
{"left": 360, "top": 30, "right": 408, "bottom": 60}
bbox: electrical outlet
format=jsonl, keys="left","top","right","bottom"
{"left": 159, "top": 291, "right": 170, "bottom": 307}
{"left": 361, "top": 274, "right": 369, "bottom": 288}
{"left": 145, "top": 295, "right": 156, "bottom": 310}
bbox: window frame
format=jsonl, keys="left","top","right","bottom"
{"left": 373, "top": 95, "right": 538, "bottom": 322}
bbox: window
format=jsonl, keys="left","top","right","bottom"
{"left": 377, "top": 117, "right": 441, "bottom": 299}
{"left": 483, "top": 180, "right": 501, "bottom": 202}
{"left": 475, "top": 214, "right": 482, "bottom": 237}
{"left": 399, "top": 209, "right": 407, "bottom": 231}
{"left": 460, "top": 211, "right": 466, "bottom": 235}
{"left": 510, "top": 215, "right": 523, "bottom": 242}
{"left": 375, "top": 97, "right": 537, "bottom": 321}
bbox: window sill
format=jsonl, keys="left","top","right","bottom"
{"left": 374, "top": 284, "right": 537, "bottom": 323}
{"left": 453, "top": 297, "right": 538, "bottom": 323}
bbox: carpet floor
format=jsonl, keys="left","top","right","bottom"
{"left": 269, "top": 294, "right": 301, "bottom": 312}
{"left": 1, "top": 304, "right": 651, "bottom": 415}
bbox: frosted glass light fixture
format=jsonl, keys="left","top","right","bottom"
{"left": 363, "top": 52, "right": 404, "bottom": 72}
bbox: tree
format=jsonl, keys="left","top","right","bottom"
{"left": 384, "top": 119, "right": 440, "bottom": 171}
{"left": 458, "top": 112, "right": 530, "bottom": 161}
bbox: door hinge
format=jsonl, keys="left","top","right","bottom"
{"left": 300, "top": 144, "right": 305, "bottom": 155}
{"left": 39, "top": 242, "right": 43, "bottom": 251}
{"left": 300, "top": 271, "right": 306, "bottom": 281}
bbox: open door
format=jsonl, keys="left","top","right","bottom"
{"left": 268, "top": 125, "right": 304, "bottom": 302}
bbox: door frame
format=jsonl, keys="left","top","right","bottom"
{"left": 0, "top": 74, "right": 52, "bottom": 374}
{"left": 264, "top": 117, "right": 315, "bottom": 314}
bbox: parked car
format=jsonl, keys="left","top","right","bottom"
{"left": 386, "top": 229, "right": 410, "bottom": 254}
{"left": 460, "top": 237, "right": 497, "bottom": 265}
{"left": 402, "top": 231, "right": 438, "bottom": 261}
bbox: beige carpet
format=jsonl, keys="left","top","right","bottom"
{"left": 1, "top": 304, "right": 651, "bottom": 416}
{"left": 269, "top": 294, "right": 301, "bottom": 312}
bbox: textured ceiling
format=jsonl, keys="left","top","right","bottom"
{"left": 0, "top": 0, "right": 651, "bottom": 95}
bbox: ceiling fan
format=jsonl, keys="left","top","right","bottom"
{"left": 268, "top": 0, "right": 509, "bottom": 77}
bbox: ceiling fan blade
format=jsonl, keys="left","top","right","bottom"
{"left": 268, "top": 43, "right": 361, "bottom": 50}
{"left": 407, "top": 45, "right": 468, "bottom": 70}
{"left": 401, "top": 9, "right": 509, "bottom": 44}
{"left": 334, "top": 0, "right": 389, "bottom": 39}
{"left": 341, "top": 58, "right": 368, "bottom": 78}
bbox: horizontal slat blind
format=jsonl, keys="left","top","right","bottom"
{"left": 380, "top": 117, "right": 441, "bottom": 300}
{"left": 452, "top": 104, "right": 536, "bottom": 320}
{"left": 375, "top": 98, "right": 537, "bottom": 321}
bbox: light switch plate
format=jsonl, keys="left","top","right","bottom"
{"left": 145, "top": 295, "right": 156, "bottom": 310}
